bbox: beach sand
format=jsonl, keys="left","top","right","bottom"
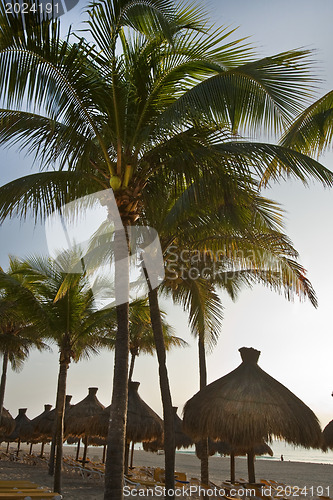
{"left": 0, "top": 444, "right": 332, "bottom": 499}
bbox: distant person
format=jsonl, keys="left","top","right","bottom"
{"left": 281, "top": 454, "right": 284, "bottom": 461}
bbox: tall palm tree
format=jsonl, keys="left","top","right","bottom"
{"left": 4, "top": 255, "right": 112, "bottom": 494}
{"left": 0, "top": 2, "right": 333, "bottom": 497}
{"left": 125, "top": 299, "right": 186, "bottom": 382}
{"left": 143, "top": 175, "right": 318, "bottom": 484}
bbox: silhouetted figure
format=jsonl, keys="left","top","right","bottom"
{"left": 281, "top": 454, "right": 284, "bottom": 461}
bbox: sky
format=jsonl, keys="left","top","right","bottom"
{"left": 0, "top": 0, "right": 333, "bottom": 457}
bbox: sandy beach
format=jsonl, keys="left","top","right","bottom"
{"left": 0, "top": 444, "right": 332, "bottom": 499}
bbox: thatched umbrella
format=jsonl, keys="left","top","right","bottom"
{"left": 143, "top": 407, "right": 192, "bottom": 453}
{"left": 29, "top": 404, "right": 52, "bottom": 457}
{"left": 37, "top": 395, "right": 72, "bottom": 441}
{"left": 322, "top": 420, "right": 333, "bottom": 451}
{"left": 0, "top": 408, "right": 15, "bottom": 437}
{"left": 125, "top": 381, "right": 163, "bottom": 472}
{"left": 89, "top": 381, "right": 163, "bottom": 471}
{"left": 66, "top": 387, "right": 105, "bottom": 464}
{"left": 183, "top": 347, "right": 322, "bottom": 483}
{"left": 6, "top": 408, "right": 33, "bottom": 456}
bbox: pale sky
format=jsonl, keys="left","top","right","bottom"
{"left": 0, "top": 0, "right": 333, "bottom": 455}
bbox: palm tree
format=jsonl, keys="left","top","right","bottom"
{"left": 0, "top": 292, "right": 48, "bottom": 425}
{"left": 1, "top": 2, "right": 333, "bottom": 497}
{"left": 4, "top": 255, "right": 112, "bottom": 494}
{"left": 125, "top": 299, "right": 186, "bottom": 382}
{"left": 142, "top": 175, "right": 318, "bottom": 484}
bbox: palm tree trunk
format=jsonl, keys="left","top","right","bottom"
{"left": 53, "top": 358, "right": 69, "bottom": 494}
{"left": 40, "top": 442, "right": 45, "bottom": 458}
{"left": 148, "top": 286, "right": 175, "bottom": 497}
{"left": 104, "top": 225, "right": 130, "bottom": 500}
{"left": 29, "top": 443, "right": 33, "bottom": 454}
{"left": 0, "top": 351, "right": 9, "bottom": 424}
{"left": 198, "top": 336, "right": 209, "bottom": 486}
{"left": 128, "top": 353, "right": 136, "bottom": 382}
{"left": 102, "top": 445, "right": 106, "bottom": 464}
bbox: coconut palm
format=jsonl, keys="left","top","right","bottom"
{"left": 2, "top": 255, "right": 112, "bottom": 493}
{"left": 142, "top": 175, "right": 318, "bottom": 484}
{"left": 123, "top": 299, "right": 186, "bottom": 382}
{"left": 1, "top": 2, "right": 333, "bottom": 497}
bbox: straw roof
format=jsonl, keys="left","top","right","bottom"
{"left": 143, "top": 407, "right": 192, "bottom": 452}
{"left": 0, "top": 408, "right": 15, "bottom": 436}
{"left": 183, "top": 347, "right": 322, "bottom": 449}
{"left": 29, "top": 405, "right": 52, "bottom": 443}
{"left": 89, "top": 381, "right": 163, "bottom": 443}
{"left": 126, "top": 381, "right": 163, "bottom": 442}
{"left": 6, "top": 408, "right": 33, "bottom": 442}
{"left": 65, "top": 388, "right": 105, "bottom": 438}
{"left": 36, "top": 395, "right": 72, "bottom": 440}
{"left": 322, "top": 420, "right": 333, "bottom": 451}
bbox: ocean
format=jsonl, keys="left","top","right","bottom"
{"left": 176, "top": 441, "right": 333, "bottom": 465}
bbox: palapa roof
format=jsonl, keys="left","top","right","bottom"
{"left": 65, "top": 388, "right": 105, "bottom": 438}
{"left": 6, "top": 408, "right": 33, "bottom": 442}
{"left": 322, "top": 420, "right": 333, "bottom": 451}
{"left": 124, "top": 381, "right": 163, "bottom": 443}
{"left": 89, "top": 381, "right": 163, "bottom": 443}
{"left": 143, "top": 407, "right": 192, "bottom": 451}
{"left": 183, "top": 347, "right": 322, "bottom": 449}
{"left": 29, "top": 405, "right": 52, "bottom": 443}
{"left": 0, "top": 408, "right": 15, "bottom": 436}
{"left": 36, "top": 395, "right": 72, "bottom": 440}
